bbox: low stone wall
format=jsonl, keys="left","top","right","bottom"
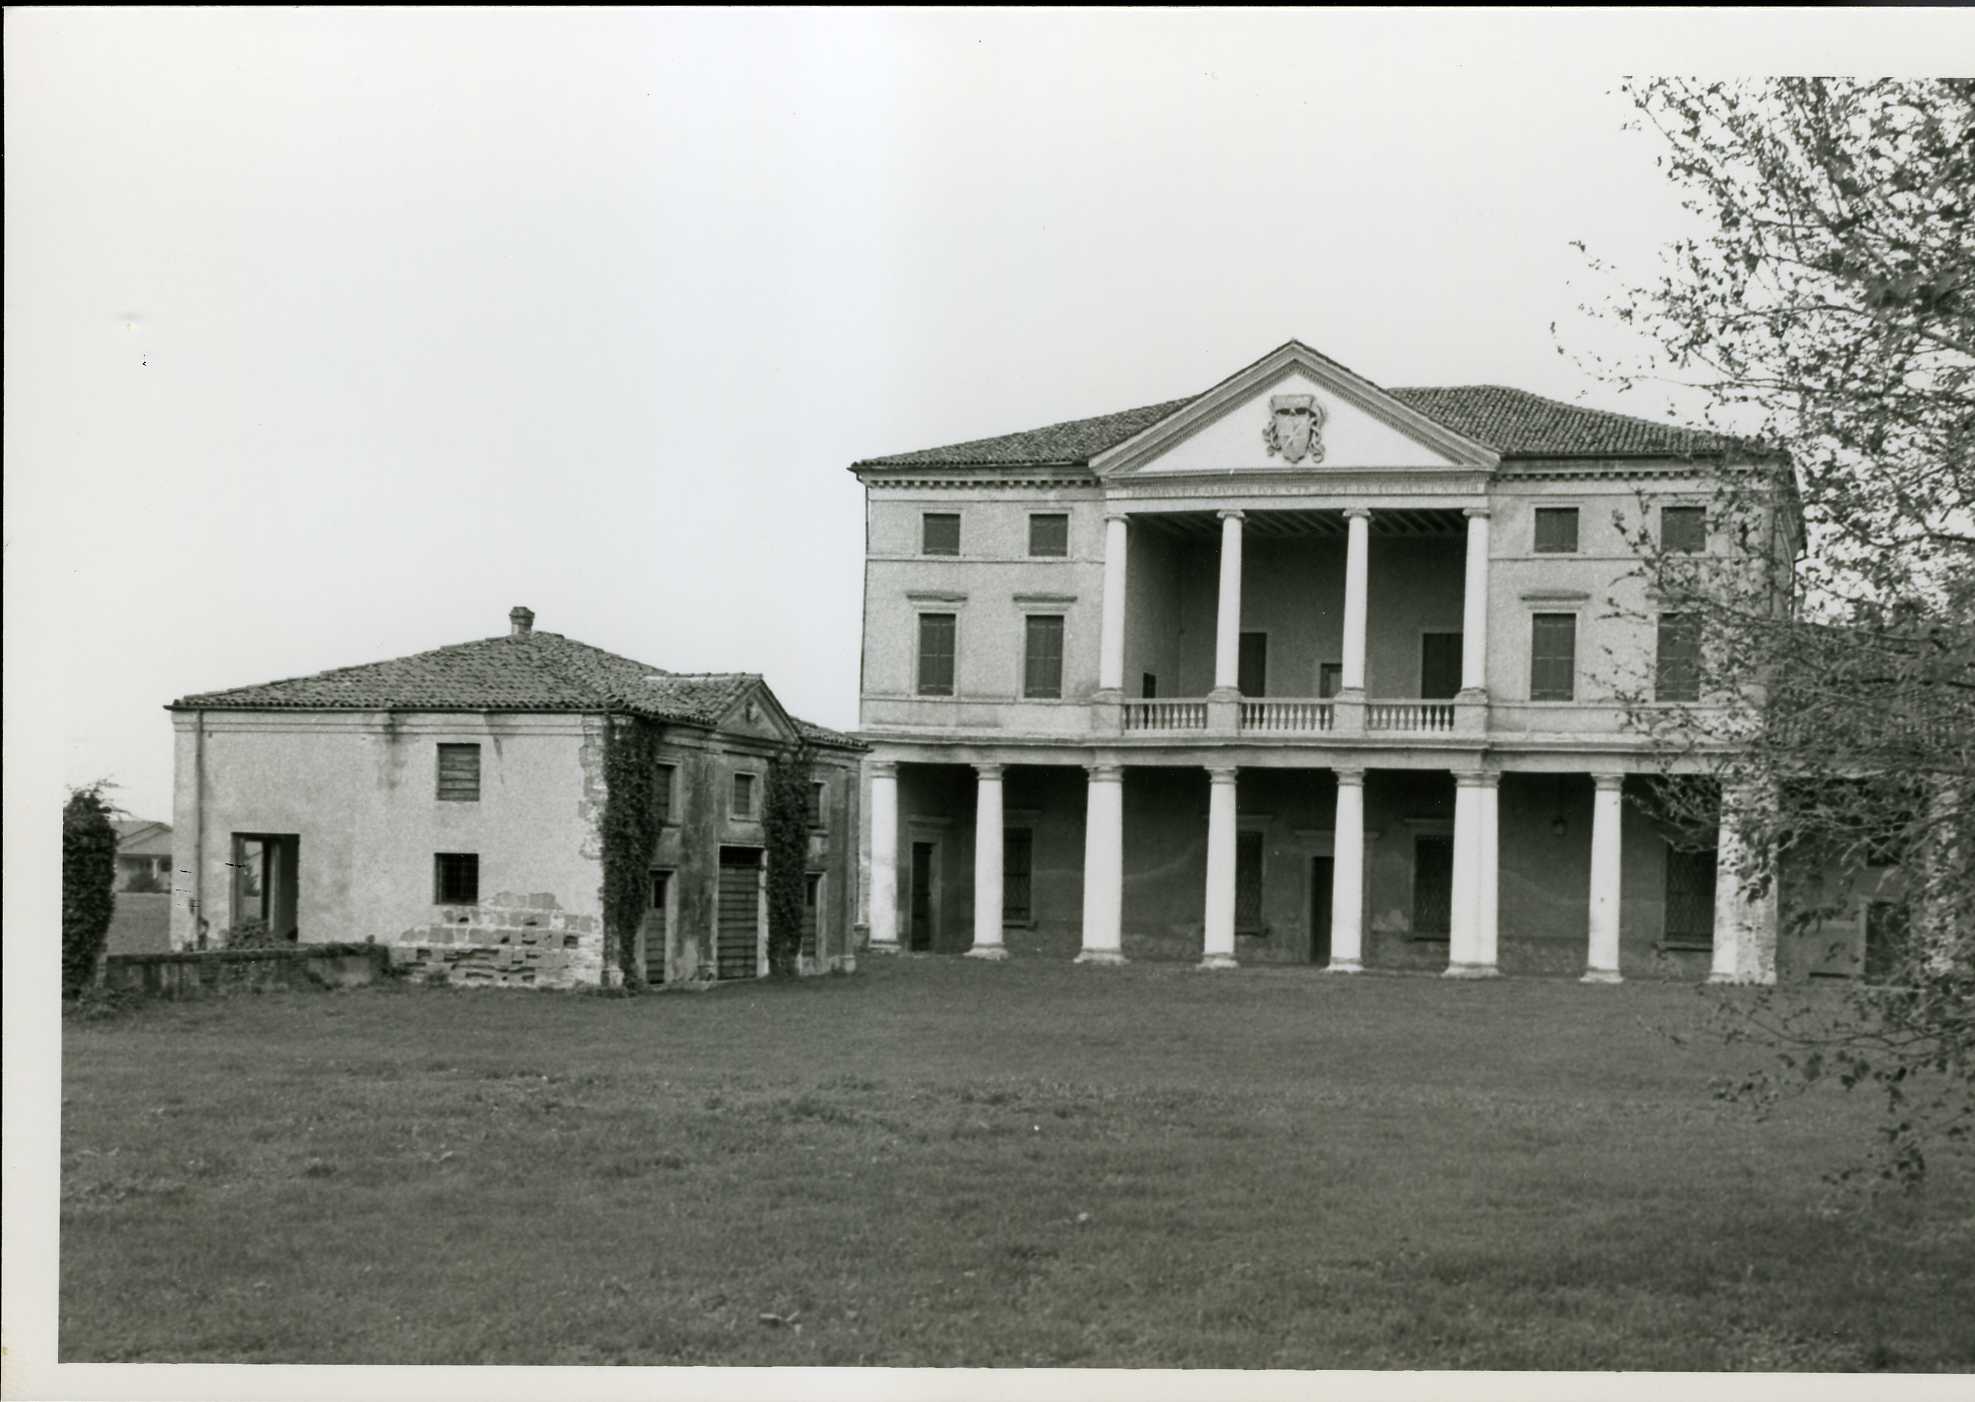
{"left": 395, "top": 892, "right": 606, "bottom": 989}
{"left": 104, "top": 943, "right": 393, "bottom": 997}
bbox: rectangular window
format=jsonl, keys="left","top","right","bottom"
{"left": 1413, "top": 835, "right": 1454, "bottom": 936}
{"left": 434, "top": 852, "right": 479, "bottom": 905}
{"left": 1238, "top": 632, "right": 1268, "bottom": 697}
{"left": 1655, "top": 613, "right": 1701, "bottom": 702}
{"left": 922, "top": 512, "right": 961, "bottom": 557}
{"left": 807, "top": 779, "right": 827, "bottom": 828}
{"left": 1235, "top": 830, "right": 1264, "bottom": 934}
{"left": 1663, "top": 844, "right": 1717, "bottom": 948}
{"left": 1319, "top": 662, "right": 1343, "bottom": 699}
{"left": 1529, "top": 613, "right": 1577, "bottom": 701}
{"left": 801, "top": 872, "right": 822, "bottom": 960}
{"left": 1003, "top": 827, "right": 1034, "bottom": 923}
{"left": 1024, "top": 615, "right": 1065, "bottom": 699}
{"left": 653, "top": 764, "right": 676, "bottom": 824}
{"left": 917, "top": 613, "right": 957, "bottom": 695}
{"left": 436, "top": 743, "right": 481, "bottom": 802}
{"left": 1141, "top": 672, "right": 1158, "bottom": 700}
{"left": 1027, "top": 513, "right": 1070, "bottom": 558}
{"left": 731, "top": 772, "right": 757, "bottom": 820}
{"left": 1662, "top": 506, "right": 1706, "bottom": 554}
{"left": 1533, "top": 507, "right": 1580, "bottom": 554}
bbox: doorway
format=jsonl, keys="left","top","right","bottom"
{"left": 230, "top": 833, "right": 300, "bottom": 942}
{"left": 1309, "top": 856, "right": 1334, "bottom": 964}
{"left": 1421, "top": 632, "right": 1463, "bottom": 699}
{"left": 908, "top": 840, "right": 939, "bottom": 951}
{"left": 716, "top": 846, "right": 762, "bottom": 980}
{"left": 643, "top": 870, "right": 671, "bottom": 984}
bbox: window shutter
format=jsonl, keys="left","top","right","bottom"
{"left": 1024, "top": 615, "right": 1064, "bottom": 699}
{"left": 1529, "top": 614, "right": 1577, "bottom": 700}
{"left": 1533, "top": 508, "right": 1580, "bottom": 553}
{"left": 918, "top": 613, "right": 957, "bottom": 695}
{"left": 1028, "top": 514, "right": 1069, "bottom": 557}
{"left": 436, "top": 744, "right": 481, "bottom": 801}
{"left": 1662, "top": 506, "right": 1706, "bottom": 554}
{"left": 922, "top": 513, "right": 961, "bottom": 556}
{"left": 1655, "top": 614, "right": 1701, "bottom": 701}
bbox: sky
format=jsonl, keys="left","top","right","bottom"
{"left": 7, "top": 8, "right": 1965, "bottom": 823}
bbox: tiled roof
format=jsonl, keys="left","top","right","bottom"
{"left": 169, "top": 631, "right": 863, "bottom": 746}
{"left": 115, "top": 820, "right": 173, "bottom": 854}
{"left": 852, "top": 383, "right": 1742, "bottom": 468}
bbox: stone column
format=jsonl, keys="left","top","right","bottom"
{"left": 1077, "top": 762, "right": 1126, "bottom": 964}
{"left": 1211, "top": 511, "right": 1246, "bottom": 696}
{"left": 1460, "top": 507, "right": 1491, "bottom": 695}
{"left": 1340, "top": 508, "right": 1373, "bottom": 694}
{"left": 868, "top": 759, "right": 900, "bottom": 953}
{"left": 1446, "top": 770, "right": 1501, "bottom": 977}
{"left": 1584, "top": 772, "right": 1625, "bottom": 983}
{"left": 1201, "top": 765, "right": 1240, "bottom": 968}
{"left": 1329, "top": 767, "right": 1367, "bottom": 973}
{"left": 967, "top": 763, "right": 1007, "bottom": 960}
{"left": 1098, "top": 514, "right": 1129, "bottom": 696}
{"left": 1710, "top": 781, "right": 1778, "bottom": 984}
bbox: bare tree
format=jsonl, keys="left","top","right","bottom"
{"left": 1565, "top": 78, "right": 1974, "bottom": 1185}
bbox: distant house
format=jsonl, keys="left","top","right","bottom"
{"left": 114, "top": 820, "right": 174, "bottom": 892}
{"left": 166, "top": 608, "right": 865, "bottom": 988}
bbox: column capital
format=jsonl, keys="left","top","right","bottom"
{"left": 1086, "top": 762, "right": 1125, "bottom": 783}
{"left": 1463, "top": 505, "right": 1492, "bottom": 520}
{"left": 868, "top": 759, "right": 899, "bottom": 779}
{"left": 1332, "top": 765, "right": 1367, "bottom": 786}
{"left": 1342, "top": 506, "right": 1373, "bottom": 522}
{"left": 974, "top": 762, "right": 1006, "bottom": 781}
{"left": 1454, "top": 768, "right": 1501, "bottom": 789}
{"left": 1217, "top": 509, "right": 1246, "bottom": 523}
{"left": 1104, "top": 512, "right": 1132, "bottom": 526}
{"left": 1591, "top": 772, "right": 1626, "bottom": 792}
{"left": 1206, "top": 764, "right": 1240, "bottom": 785}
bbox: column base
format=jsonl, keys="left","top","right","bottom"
{"left": 965, "top": 945, "right": 1009, "bottom": 961}
{"left": 1074, "top": 949, "right": 1127, "bottom": 966}
{"left": 1197, "top": 953, "right": 1239, "bottom": 970}
{"left": 1324, "top": 959, "right": 1364, "bottom": 974}
{"left": 868, "top": 940, "right": 902, "bottom": 956}
{"left": 1706, "top": 971, "right": 1775, "bottom": 986}
{"left": 1442, "top": 962, "right": 1500, "bottom": 979}
{"left": 1580, "top": 968, "right": 1622, "bottom": 985}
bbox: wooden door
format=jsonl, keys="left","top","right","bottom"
{"left": 909, "top": 841, "right": 936, "bottom": 951}
{"left": 1238, "top": 632, "right": 1268, "bottom": 697}
{"left": 716, "top": 848, "right": 761, "bottom": 980}
{"left": 1310, "top": 856, "right": 1334, "bottom": 964}
{"left": 1234, "top": 830, "right": 1264, "bottom": 934}
{"left": 1413, "top": 835, "right": 1454, "bottom": 937}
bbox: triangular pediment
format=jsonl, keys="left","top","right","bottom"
{"left": 712, "top": 679, "right": 801, "bottom": 745}
{"left": 1091, "top": 341, "right": 1498, "bottom": 477}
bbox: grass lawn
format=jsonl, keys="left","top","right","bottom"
{"left": 60, "top": 957, "right": 1975, "bottom": 1369}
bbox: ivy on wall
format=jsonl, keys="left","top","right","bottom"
{"left": 599, "top": 715, "right": 669, "bottom": 990}
{"left": 764, "top": 744, "right": 815, "bottom": 977}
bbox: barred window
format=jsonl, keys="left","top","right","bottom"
{"left": 1028, "top": 513, "right": 1070, "bottom": 558}
{"left": 434, "top": 853, "right": 479, "bottom": 904}
{"left": 1533, "top": 507, "right": 1580, "bottom": 554}
{"left": 732, "top": 772, "right": 757, "bottom": 820}
{"left": 1024, "top": 615, "right": 1065, "bottom": 699}
{"left": 1529, "top": 613, "right": 1577, "bottom": 701}
{"left": 436, "top": 744, "right": 481, "bottom": 801}
{"left": 918, "top": 613, "right": 957, "bottom": 696}
{"left": 922, "top": 513, "right": 961, "bottom": 556}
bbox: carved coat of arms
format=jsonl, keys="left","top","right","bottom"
{"left": 1261, "top": 393, "right": 1327, "bottom": 465}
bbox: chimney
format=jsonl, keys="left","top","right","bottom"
{"left": 509, "top": 606, "right": 535, "bottom": 638}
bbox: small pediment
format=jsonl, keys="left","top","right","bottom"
{"left": 713, "top": 679, "right": 801, "bottom": 745}
{"left": 1092, "top": 341, "right": 1498, "bottom": 478}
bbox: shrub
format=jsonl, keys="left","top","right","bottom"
{"left": 63, "top": 786, "right": 119, "bottom": 996}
